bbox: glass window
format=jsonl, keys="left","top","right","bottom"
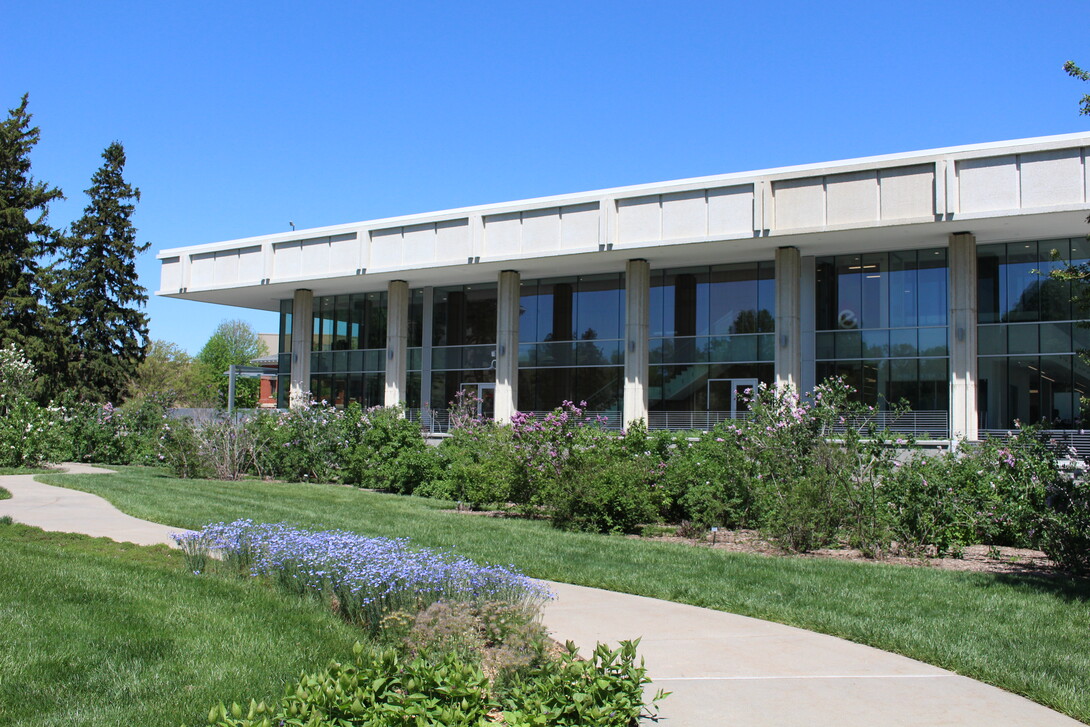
{"left": 1005, "top": 242, "right": 1040, "bottom": 322}
{"left": 576, "top": 274, "right": 623, "bottom": 341}
{"left": 977, "top": 244, "right": 1002, "bottom": 324}
{"left": 279, "top": 299, "right": 293, "bottom": 354}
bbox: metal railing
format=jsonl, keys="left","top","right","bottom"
{"left": 980, "top": 428, "right": 1090, "bottom": 459}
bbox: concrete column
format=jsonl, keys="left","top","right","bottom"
{"left": 949, "top": 232, "right": 979, "bottom": 443}
{"left": 799, "top": 255, "right": 817, "bottom": 396}
{"left": 623, "top": 259, "right": 650, "bottom": 427}
{"left": 494, "top": 270, "right": 520, "bottom": 423}
{"left": 775, "top": 246, "right": 802, "bottom": 392}
{"left": 384, "top": 280, "right": 409, "bottom": 408}
{"left": 289, "top": 289, "right": 313, "bottom": 408}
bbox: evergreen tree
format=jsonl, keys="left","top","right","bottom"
{"left": 0, "top": 94, "right": 64, "bottom": 393}
{"left": 58, "top": 141, "right": 149, "bottom": 402}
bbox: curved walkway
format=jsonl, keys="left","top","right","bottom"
{"left": 0, "top": 467, "right": 1081, "bottom": 726}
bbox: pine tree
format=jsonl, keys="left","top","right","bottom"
{"left": 58, "top": 141, "right": 149, "bottom": 402}
{"left": 0, "top": 94, "right": 64, "bottom": 392}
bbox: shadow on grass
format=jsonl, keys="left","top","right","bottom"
{"left": 976, "top": 570, "right": 1090, "bottom": 603}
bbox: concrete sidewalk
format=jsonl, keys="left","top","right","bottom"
{"left": 0, "top": 464, "right": 192, "bottom": 547}
{"left": 0, "top": 467, "right": 1082, "bottom": 726}
{"left": 542, "top": 582, "right": 1082, "bottom": 726}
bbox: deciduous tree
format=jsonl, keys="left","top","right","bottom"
{"left": 196, "top": 320, "right": 268, "bottom": 408}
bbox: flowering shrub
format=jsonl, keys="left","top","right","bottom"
{"left": 250, "top": 401, "right": 348, "bottom": 482}
{"left": 1037, "top": 467, "right": 1090, "bottom": 575}
{"left": 0, "top": 397, "right": 64, "bottom": 468}
{"left": 0, "top": 344, "right": 37, "bottom": 409}
{"left": 0, "top": 347, "right": 64, "bottom": 468}
{"left": 174, "top": 520, "right": 552, "bottom": 628}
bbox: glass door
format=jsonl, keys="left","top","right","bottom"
{"left": 459, "top": 382, "right": 496, "bottom": 418}
{"left": 707, "top": 378, "right": 758, "bottom": 417}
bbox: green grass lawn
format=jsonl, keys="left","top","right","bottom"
{"left": 38, "top": 465, "right": 1090, "bottom": 723}
{"left": 0, "top": 467, "right": 52, "bottom": 476}
{"left": 0, "top": 522, "right": 365, "bottom": 727}
{"left": 0, "top": 486, "right": 10, "bottom": 500}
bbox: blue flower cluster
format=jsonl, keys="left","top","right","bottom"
{"left": 173, "top": 519, "right": 552, "bottom": 626}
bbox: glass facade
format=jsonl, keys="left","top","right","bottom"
{"left": 815, "top": 249, "right": 949, "bottom": 410}
{"left": 977, "top": 239, "right": 1090, "bottom": 429}
{"left": 430, "top": 283, "right": 497, "bottom": 413}
{"left": 270, "top": 237, "right": 1088, "bottom": 434}
{"left": 308, "top": 292, "right": 387, "bottom": 407}
{"left": 518, "top": 274, "right": 624, "bottom": 411}
{"left": 649, "top": 263, "right": 775, "bottom": 412}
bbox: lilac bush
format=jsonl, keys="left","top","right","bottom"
{"left": 173, "top": 519, "right": 552, "bottom": 628}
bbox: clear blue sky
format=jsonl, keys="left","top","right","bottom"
{"left": 4, "top": 0, "right": 1088, "bottom": 354}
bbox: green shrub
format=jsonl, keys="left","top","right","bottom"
{"left": 0, "top": 398, "right": 64, "bottom": 468}
{"left": 251, "top": 404, "right": 347, "bottom": 482}
{"left": 158, "top": 417, "right": 210, "bottom": 479}
{"left": 499, "top": 640, "right": 665, "bottom": 727}
{"left": 431, "top": 422, "right": 518, "bottom": 508}
{"left": 342, "top": 405, "right": 438, "bottom": 493}
{"left": 659, "top": 428, "right": 758, "bottom": 528}
{"left": 204, "top": 645, "right": 494, "bottom": 727}
{"left": 547, "top": 457, "right": 657, "bottom": 535}
{"left": 1037, "top": 469, "right": 1090, "bottom": 576}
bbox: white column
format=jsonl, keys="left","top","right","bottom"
{"left": 775, "top": 246, "right": 802, "bottom": 391}
{"left": 623, "top": 259, "right": 650, "bottom": 427}
{"left": 494, "top": 270, "right": 520, "bottom": 423}
{"left": 385, "top": 280, "right": 409, "bottom": 408}
{"left": 289, "top": 289, "right": 313, "bottom": 409}
{"left": 949, "top": 232, "right": 979, "bottom": 443}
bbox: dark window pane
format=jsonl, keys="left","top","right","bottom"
{"left": 889, "top": 329, "right": 917, "bottom": 357}
{"left": 977, "top": 244, "right": 1003, "bottom": 324}
{"left": 836, "top": 255, "right": 863, "bottom": 330}
{"left": 978, "top": 326, "right": 1005, "bottom": 356}
{"left": 860, "top": 253, "right": 885, "bottom": 329}
{"left": 1007, "top": 325, "right": 1039, "bottom": 355}
{"left": 576, "top": 274, "right": 622, "bottom": 341}
{"left": 889, "top": 251, "right": 917, "bottom": 328}
{"left": 1041, "top": 322, "right": 1072, "bottom": 354}
{"left": 917, "top": 249, "right": 947, "bottom": 326}
{"left": 917, "top": 327, "right": 948, "bottom": 357}
{"left": 1005, "top": 241, "right": 1040, "bottom": 322}
{"left": 978, "top": 356, "right": 1007, "bottom": 429}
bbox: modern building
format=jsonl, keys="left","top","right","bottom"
{"left": 158, "top": 133, "right": 1090, "bottom": 440}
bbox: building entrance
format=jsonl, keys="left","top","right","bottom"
{"left": 707, "top": 378, "right": 757, "bottom": 417}
{"left": 459, "top": 382, "right": 496, "bottom": 418}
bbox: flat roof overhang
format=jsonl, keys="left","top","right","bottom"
{"left": 158, "top": 207, "right": 1090, "bottom": 313}
{"left": 157, "top": 132, "right": 1090, "bottom": 313}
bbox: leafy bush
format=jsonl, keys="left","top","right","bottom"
{"left": 251, "top": 403, "right": 347, "bottom": 482}
{"left": 342, "top": 404, "right": 439, "bottom": 494}
{"left": 158, "top": 417, "right": 210, "bottom": 479}
{"left": 498, "top": 640, "right": 665, "bottom": 726}
{"left": 429, "top": 420, "right": 519, "bottom": 508}
{"left": 0, "top": 397, "right": 64, "bottom": 468}
{"left": 204, "top": 646, "right": 494, "bottom": 727}
{"left": 547, "top": 457, "right": 657, "bottom": 535}
{"left": 1037, "top": 467, "right": 1090, "bottom": 576}
{"left": 656, "top": 428, "right": 757, "bottom": 529}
